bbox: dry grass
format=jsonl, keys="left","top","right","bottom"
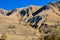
{"left": 0, "top": 5, "right": 60, "bottom": 40}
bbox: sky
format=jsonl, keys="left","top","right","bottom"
{"left": 0, "top": 0, "right": 57, "bottom": 10}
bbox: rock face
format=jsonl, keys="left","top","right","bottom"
{"left": 0, "top": 1, "right": 60, "bottom": 40}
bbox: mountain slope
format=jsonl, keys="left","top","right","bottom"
{"left": 0, "top": 1, "right": 60, "bottom": 40}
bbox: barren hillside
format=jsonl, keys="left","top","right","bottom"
{"left": 0, "top": 1, "right": 60, "bottom": 40}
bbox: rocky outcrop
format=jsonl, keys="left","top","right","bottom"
{"left": 0, "top": 1, "right": 60, "bottom": 30}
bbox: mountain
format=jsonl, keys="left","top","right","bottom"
{"left": 0, "top": 1, "right": 60, "bottom": 40}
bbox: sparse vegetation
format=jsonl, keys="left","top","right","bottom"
{"left": 8, "top": 24, "right": 16, "bottom": 28}
{"left": 39, "top": 23, "right": 60, "bottom": 40}
{"left": 1, "top": 33, "right": 7, "bottom": 40}
{"left": 42, "top": 32, "right": 60, "bottom": 40}
{"left": 0, "top": 1, "right": 60, "bottom": 40}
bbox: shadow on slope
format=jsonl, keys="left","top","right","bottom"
{"left": 28, "top": 16, "right": 42, "bottom": 28}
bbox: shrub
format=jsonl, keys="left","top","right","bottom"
{"left": 8, "top": 24, "right": 16, "bottom": 28}
{"left": 43, "top": 26, "right": 60, "bottom": 40}
{"left": 1, "top": 33, "right": 7, "bottom": 40}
